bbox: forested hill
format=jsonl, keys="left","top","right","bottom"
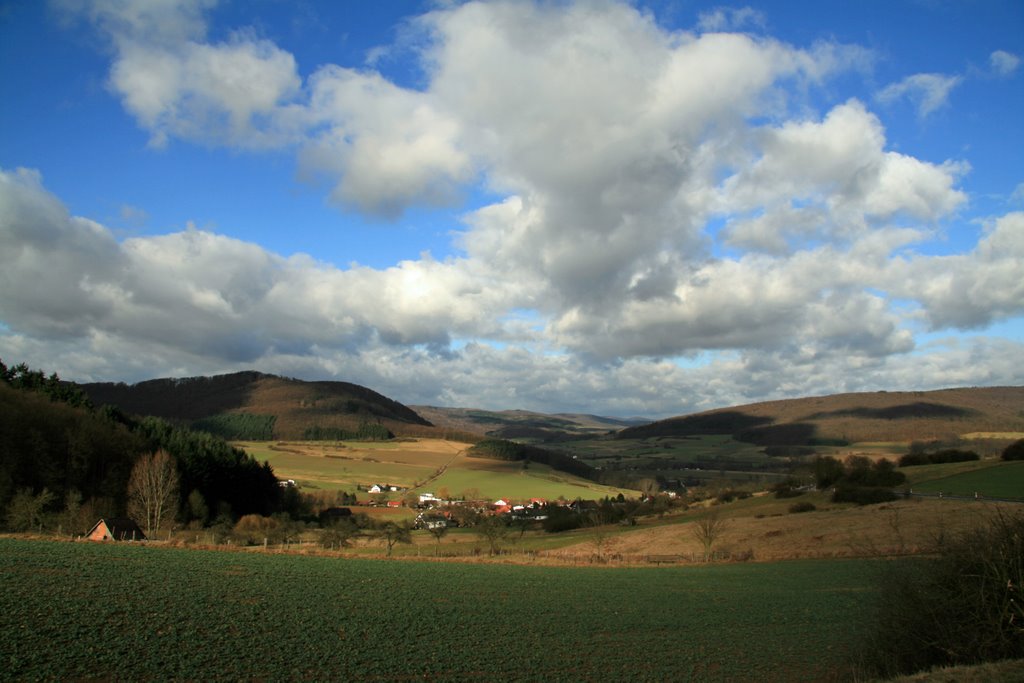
{"left": 616, "top": 386, "right": 1024, "bottom": 446}
{"left": 81, "top": 372, "right": 434, "bottom": 441}
{"left": 411, "top": 406, "right": 649, "bottom": 440}
{"left": 0, "top": 368, "right": 281, "bottom": 530}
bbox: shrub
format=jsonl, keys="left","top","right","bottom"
{"left": 928, "top": 449, "right": 980, "bottom": 464}
{"left": 862, "top": 510, "right": 1024, "bottom": 677}
{"left": 788, "top": 501, "right": 816, "bottom": 514}
{"left": 898, "top": 452, "right": 929, "bottom": 467}
{"left": 900, "top": 449, "right": 980, "bottom": 466}
{"left": 832, "top": 485, "right": 898, "bottom": 505}
{"left": 1003, "top": 439, "right": 1024, "bottom": 461}
{"left": 542, "top": 507, "right": 584, "bottom": 533}
{"left": 231, "top": 514, "right": 279, "bottom": 545}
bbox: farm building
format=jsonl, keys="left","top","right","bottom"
{"left": 86, "top": 518, "right": 146, "bottom": 541}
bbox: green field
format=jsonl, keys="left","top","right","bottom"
{"left": 910, "top": 460, "right": 1024, "bottom": 500}
{"left": 235, "top": 439, "right": 638, "bottom": 500}
{"left": 0, "top": 538, "right": 879, "bottom": 681}
{"left": 560, "top": 434, "right": 770, "bottom": 464}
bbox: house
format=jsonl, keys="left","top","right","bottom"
{"left": 414, "top": 513, "right": 449, "bottom": 530}
{"left": 386, "top": 500, "right": 402, "bottom": 508}
{"left": 368, "top": 484, "right": 384, "bottom": 494}
{"left": 87, "top": 518, "right": 146, "bottom": 541}
{"left": 419, "top": 492, "right": 439, "bottom": 505}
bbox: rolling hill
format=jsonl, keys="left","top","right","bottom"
{"left": 410, "top": 406, "right": 649, "bottom": 440}
{"left": 617, "top": 386, "right": 1024, "bottom": 446}
{"left": 81, "top": 371, "right": 440, "bottom": 440}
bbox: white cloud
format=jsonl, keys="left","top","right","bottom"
{"left": 886, "top": 212, "right": 1024, "bottom": 330}
{"left": 696, "top": 6, "right": 766, "bottom": 33}
{"left": 300, "top": 67, "right": 473, "bottom": 217}
{"left": 6, "top": 1, "right": 1020, "bottom": 414}
{"left": 2, "top": 162, "right": 1020, "bottom": 416}
{"left": 719, "top": 100, "right": 966, "bottom": 252}
{"left": 876, "top": 72, "right": 962, "bottom": 118}
{"left": 0, "top": 167, "right": 519, "bottom": 363}
{"left": 110, "top": 35, "right": 303, "bottom": 148}
{"left": 990, "top": 50, "right": 1020, "bottom": 77}
{"left": 1012, "top": 182, "right": 1024, "bottom": 204}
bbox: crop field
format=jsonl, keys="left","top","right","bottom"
{"left": 235, "top": 439, "right": 461, "bottom": 491}
{"left": 433, "top": 457, "right": 635, "bottom": 500}
{"left": 0, "top": 538, "right": 878, "bottom": 682}
{"left": 910, "top": 460, "right": 1024, "bottom": 500}
{"left": 235, "top": 439, "right": 637, "bottom": 500}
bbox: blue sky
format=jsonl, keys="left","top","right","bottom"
{"left": 1, "top": 0, "right": 1022, "bottom": 418}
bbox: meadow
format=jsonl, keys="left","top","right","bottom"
{"left": 0, "top": 538, "right": 878, "bottom": 682}
{"left": 908, "top": 460, "right": 1024, "bottom": 500}
{"left": 236, "top": 439, "right": 638, "bottom": 501}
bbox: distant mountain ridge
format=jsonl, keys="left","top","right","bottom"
{"left": 79, "top": 371, "right": 1023, "bottom": 447}
{"left": 411, "top": 405, "right": 650, "bottom": 440}
{"left": 617, "top": 386, "right": 1024, "bottom": 445}
{"left": 81, "top": 371, "right": 435, "bottom": 440}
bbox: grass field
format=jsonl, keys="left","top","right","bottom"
{"left": 0, "top": 538, "right": 879, "bottom": 682}
{"left": 909, "top": 461, "right": 1024, "bottom": 500}
{"left": 236, "top": 439, "right": 638, "bottom": 500}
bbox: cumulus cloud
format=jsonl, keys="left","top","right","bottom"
{"left": 876, "top": 72, "right": 962, "bottom": 118}
{"left": 886, "top": 212, "right": 1024, "bottom": 330}
{"left": 0, "top": 167, "right": 520, "bottom": 364}
{"left": 2, "top": 164, "right": 1020, "bottom": 416}
{"left": 720, "top": 101, "right": 966, "bottom": 243}
{"left": 990, "top": 50, "right": 1020, "bottom": 77}
{"left": 300, "top": 67, "right": 473, "bottom": 217}
{"left": 5, "top": 0, "right": 1020, "bottom": 414}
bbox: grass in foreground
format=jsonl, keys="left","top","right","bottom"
{"left": 1, "top": 538, "right": 876, "bottom": 682}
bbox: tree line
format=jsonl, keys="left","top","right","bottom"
{"left": 467, "top": 438, "right": 597, "bottom": 480}
{"left": 1, "top": 360, "right": 281, "bottom": 534}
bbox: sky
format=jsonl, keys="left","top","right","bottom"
{"left": 1, "top": 0, "right": 1022, "bottom": 419}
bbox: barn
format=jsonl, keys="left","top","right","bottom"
{"left": 86, "top": 518, "right": 146, "bottom": 541}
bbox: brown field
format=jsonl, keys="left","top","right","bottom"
{"left": 540, "top": 495, "right": 1020, "bottom": 564}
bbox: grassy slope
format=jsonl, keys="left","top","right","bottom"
{"left": 236, "top": 439, "right": 638, "bottom": 500}
{"left": 908, "top": 461, "right": 1024, "bottom": 499}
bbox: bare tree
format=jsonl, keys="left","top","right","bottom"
{"left": 127, "top": 450, "right": 179, "bottom": 536}
{"left": 375, "top": 521, "right": 412, "bottom": 556}
{"left": 427, "top": 523, "right": 448, "bottom": 555}
{"left": 477, "top": 515, "right": 510, "bottom": 556}
{"left": 692, "top": 511, "right": 727, "bottom": 562}
{"left": 588, "top": 512, "right": 613, "bottom": 562}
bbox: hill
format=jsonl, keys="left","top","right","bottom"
{"left": 616, "top": 386, "right": 1024, "bottom": 446}
{"left": 411, "top": 405, "right": 649, "bottom": 440}
{"left": 82, "top": 371, "right": 438, "bottom": 440}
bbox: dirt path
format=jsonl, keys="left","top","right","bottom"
{"left": 410, "top": 440, "right": 465, "bottom": 493}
